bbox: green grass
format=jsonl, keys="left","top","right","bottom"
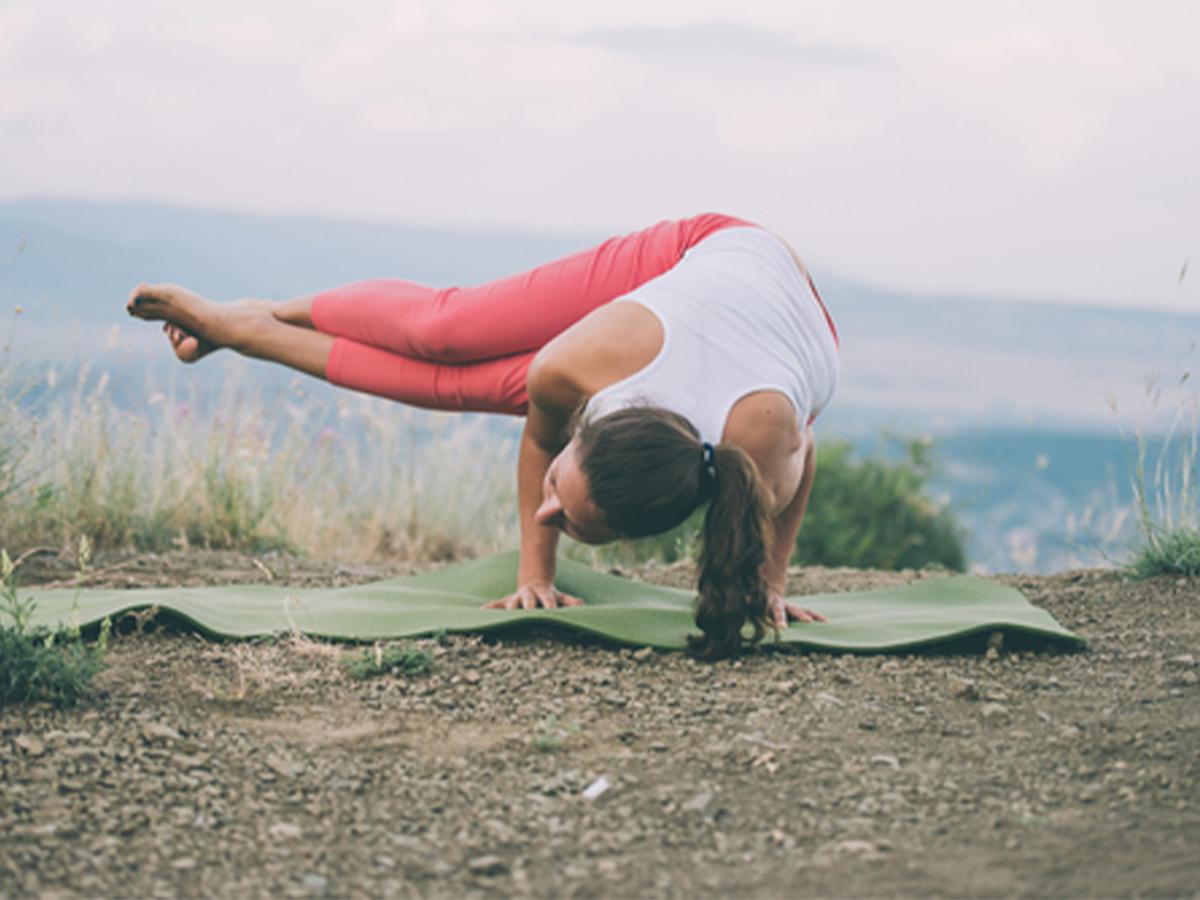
{"left": 0, "top": 358, "right": 519, "bottom": 564}
{"left": 0, "top": 544, "right": 109, "bottom": 708}
{"left": 1122, "top": 380, "right": 1199, "bottom": 580}
{"left": 796, "top": 435, "right": 967, "bottom": 571}
{"left": 342, "top": 640, "right": 434, "bottom": 680}
{"left": 531, "top": 715, "right": 581, "bottom": 753}
{"left": 1124, "top": 525, "right": 1200, "bottom": 578}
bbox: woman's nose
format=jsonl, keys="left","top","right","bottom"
{"left": 534, "top": 493, "right": 563, "bottom": 526}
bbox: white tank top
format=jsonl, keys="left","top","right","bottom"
{"left": 584, "top": 226, "right": 840, "bottom": 445}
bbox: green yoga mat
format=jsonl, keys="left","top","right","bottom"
{"left": 22, "top": 552, "right": 1084, "bottom": 652}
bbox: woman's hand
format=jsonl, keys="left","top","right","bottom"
{"left": 767, "top": 591, "right": 828, "bottom": 629}
{"left": 483, "top": 580, "right": 586, "bottom": 611}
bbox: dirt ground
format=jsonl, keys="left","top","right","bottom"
{"left": 2, "top": 549, "right": 1198, "bottom": 899}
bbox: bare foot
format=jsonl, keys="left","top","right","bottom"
{"left": 161, "top": 322, "right": 217, "bottom": 364}
{"left": 126, "top": 282, "right": 213, "bottom": 328}
{"left": 126, "top": 283, "right": 271, "bottom": 362}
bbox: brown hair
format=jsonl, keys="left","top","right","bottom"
{"left": 574, "top": 406, "right": 773, "bottom": 659}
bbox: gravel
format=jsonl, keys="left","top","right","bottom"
{"left": 1, "top": 551, "right": 1197, "bottom": 897}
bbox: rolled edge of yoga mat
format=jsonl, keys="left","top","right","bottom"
{"left": 19, "top": 551, "right": 1086, "bottom": 653}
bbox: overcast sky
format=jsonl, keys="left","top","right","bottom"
{"left": 1, "top": 0, "right": 1197, "bottom": 311}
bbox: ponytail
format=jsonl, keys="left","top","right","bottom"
{"left": 574, "top": 406, "right": 774, "bottom": 660}
{"left": 685, "top": 444, "right": 773, "bottom": 659}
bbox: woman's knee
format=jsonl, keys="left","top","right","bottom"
{"left": 405, "top": 288, "right": 473, "bottom": 361}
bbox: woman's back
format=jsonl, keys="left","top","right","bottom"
{"left": 583, "top": 225, "right": 840, "bottom": 444}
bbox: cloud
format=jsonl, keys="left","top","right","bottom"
{"left": 572, "top": 22, "right": 890, "bottom": 68}
{"left": 301, "top": 14, "right": 633, "bottom": 137}
{"left": 0, "top": 9, "right": 34, "bottom": 60}
{"left": 0, "top": 1, "right": 1196, "bottom": 310}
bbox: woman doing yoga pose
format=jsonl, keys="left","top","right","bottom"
{"left": 126, "top": 213, "right": 840, "bottom": 658}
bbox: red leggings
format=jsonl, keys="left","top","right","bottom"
{"left": 310, "top": 213, "right": 755, "bottom": 415}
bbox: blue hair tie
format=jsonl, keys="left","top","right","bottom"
{"left": 700, "top": 441, "right": 717, "bottom": 487}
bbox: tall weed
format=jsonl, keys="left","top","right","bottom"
{"left": 1123, "top": 356, "right": 1200, "bottom": 578}
{"left": 0, "top": 363, "right": 518, "bottom": 563}
{"left": 4, "top": 350, "right": 965, "bottom": 572}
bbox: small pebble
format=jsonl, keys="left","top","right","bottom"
{"left": 980, "top": 703, "right": 1010, "bottom": 723}
{"left": 141, "top": 722, "right": 181, "bottom": 744}
{"left": 15, "top": 735, "right": 45, "bottom": 757}
{"left": 302, "top": 874, "right": 328, "bottom": 892}
{"left": 582, "top": 776, "right": 611, "bottom": 800}
{"left": 467, "top": 855, "right": 508, "bottom": 876}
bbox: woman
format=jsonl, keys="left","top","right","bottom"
{"left": 126, "top": 212, "right": 840, "bottom": 657}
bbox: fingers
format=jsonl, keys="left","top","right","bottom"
{"left": 481, "top": 586, "right": 585, "bottom": 611}
{"left": 482, "top": 591, "right": 524, "bottom": 610}
{"left": 790, "top": 605, "right": 816, "bottom": 624}
{"left": 769, "top": 594, "right": 827, "bottom": 628}
{"left": 782, "top": 601, "right": 828, "bottom": 624}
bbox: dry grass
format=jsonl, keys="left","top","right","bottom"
{"left": 0, "top": 358, "right": 520, "bottom": 564}
{"left": 1108, "top": 348, "right": 1200, "bottom": 578}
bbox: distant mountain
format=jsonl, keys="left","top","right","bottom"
{"left": 3, "top": 198, "right": 1195, "bottom": 435}
{"left": 1, "top": 199, "right": 1195, "bottom": 574}
{"left": 901, "top": 427, "right": 1159, "bottom": 575}
{"left": 0, "top": 198, "right": 588, "bottom": 324}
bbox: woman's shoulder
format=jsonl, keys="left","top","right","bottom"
{"left": 723, "top": 391, "right": 803, "bottom": 445}
{"left": 529, "top": 300, "right": 664, "bottom": 407}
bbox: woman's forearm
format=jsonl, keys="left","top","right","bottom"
{"left": 516, "top": 421, "right": 561, "bottom": 584}
{"left": 763, "top": 435, "right": 816, "bottom": 593}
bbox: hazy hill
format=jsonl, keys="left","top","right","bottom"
{"left": 2, "top": 199, "right": 1196, "bottom": 574}
{"left": 3, "top": 198, "right": 1196, "bottom": 436}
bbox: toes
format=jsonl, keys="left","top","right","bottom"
{"left": 127, "top": 283, "right": 149, "bottom": 312}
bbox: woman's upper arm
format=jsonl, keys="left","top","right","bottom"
{"left": 530, "top": 301, "right": 663, "bottom": 404}
{"left": 525, "top": 354, "right": 584, "bottom": 451}
{"left": 732, "top": 400, "right": 809, "bottom": 516}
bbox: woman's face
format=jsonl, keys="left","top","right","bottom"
{"left": 535, "top": 437, "right": 616, "bottom": 545}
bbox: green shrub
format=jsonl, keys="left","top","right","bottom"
{"left": 1124, "top": 399, "right": 1199, "bottom": 579}
{"left": 797, "top": 437, "right": 967, "bottom": 572}
{"left": 342, "top": 640, "right": 433, "bottom": 680}
{"left": 0, "top": 548, "right": 109, "bottom": 708}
